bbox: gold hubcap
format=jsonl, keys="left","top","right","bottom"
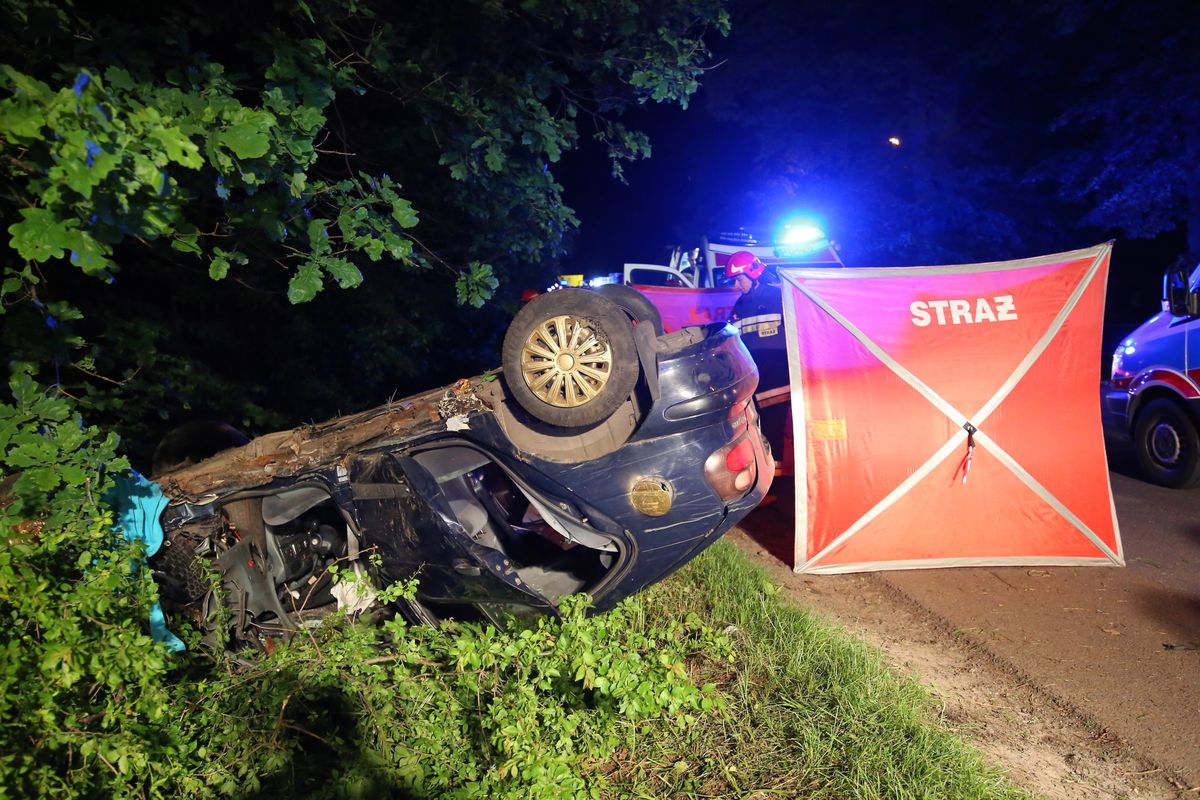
{"left": 520, "top": 314, "right": 613, "bottom": 408}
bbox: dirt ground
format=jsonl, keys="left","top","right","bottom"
{"left": 733, "top": 471, "right": 1200, "bottom": 800}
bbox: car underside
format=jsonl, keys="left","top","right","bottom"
{"left": 150, "top": 288, "right": 772, "bottom": 648}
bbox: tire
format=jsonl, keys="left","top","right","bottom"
{"left": 502, "top": 289, "right": 640, "bottom": 427}
{"left": 594, "top": 283, "right": 664, "bottom": 335}
{"left": 151, "top": 421, "right": 249, "bottom": 476}
{"left": 1132, "top": 398, "right": 1200, "bottom": 488}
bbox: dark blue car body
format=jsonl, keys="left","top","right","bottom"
{"left": 153, "top": 321, "right": 772, "bottom": 640}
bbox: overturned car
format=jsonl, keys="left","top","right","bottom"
{"left": 151, "top": 286, "right": 772, "bottom": 647}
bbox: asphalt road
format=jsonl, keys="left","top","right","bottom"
{"left": 745, "top": 462, "right": 1200, "bottom": 789}
{"left": 881, "top": 470, "right": 1200, "bottom": 787}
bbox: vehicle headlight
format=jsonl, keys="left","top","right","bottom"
{"left": 1110, "top": 342, "right": 1134, "bottom": 388}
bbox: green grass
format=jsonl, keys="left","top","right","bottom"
{"left": 615, "top": 539, "right": 1032, "bottom": 799}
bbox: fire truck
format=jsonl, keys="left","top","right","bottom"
{"left": 624, "top": 226, "right": 843, "bottom": 289}
{"left": 622, "top": 224, "right": 845, "bottom": 475}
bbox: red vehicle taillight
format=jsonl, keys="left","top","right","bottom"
{"left": 725, "top": 438, "right": 754, "bottom": 472}
{"left": 705, "top": 428, "right": 757, "bottom": 501}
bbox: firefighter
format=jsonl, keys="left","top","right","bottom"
{"left": 727, "top": 251, "right": 786, "bottom": 384}
{"left": 727, "top": 250, "right": 790, "bottom": 473}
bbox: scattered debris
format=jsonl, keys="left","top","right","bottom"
{"left": 437, "top": 380, "right": 489, "bottom": 418}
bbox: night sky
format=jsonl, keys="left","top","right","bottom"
{"left": 558, "top": 0, "right": 1197, "bottom": 352}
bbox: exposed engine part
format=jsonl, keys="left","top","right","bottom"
{"left": 153, "top": 495, "right": 351, "bottom": 650}
{"left": 268, "top": 518, "right": 345, "bottom": 588}
{"left": 215, "top": 534, "right": 297, "bottom": 642}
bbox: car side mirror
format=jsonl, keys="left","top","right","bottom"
{"left": 1162, "top": 266, "right": 1200, "bottom": 317}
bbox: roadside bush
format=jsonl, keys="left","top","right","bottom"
{"left": 0, "top": 374, "right": 729, "bottom": 799}
{"left": 0, "top": 369, "right": 173, "bottom": 797}
{"left": 154, "top": 597, "right": 729, "bottom": 799}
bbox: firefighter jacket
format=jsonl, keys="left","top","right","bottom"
{"left": 731, "top": 280, "right": 788, "bottom": 390}
{"left": 732, "top": 280, "right": 785, "bottom": 351}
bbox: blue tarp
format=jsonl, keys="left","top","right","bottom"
{"left": 108, "top": 472, "right": 185, "bottom": 652}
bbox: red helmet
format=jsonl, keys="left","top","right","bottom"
{"left": 726, "top": 250, "right": 765, "bottom": 281}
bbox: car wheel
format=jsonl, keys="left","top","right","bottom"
{"left": 1132, "top": 398, "right": 1200, "bottom": 488}
{"left": 502, "top": 289, "right": 640, "bottom": 427}
{"left": 151, "top": 421, "right": 249, "bottom": 477}
{"left": 594, "top": 283, "right": 664, "bottom": 335}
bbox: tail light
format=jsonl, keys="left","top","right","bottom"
{"left": 726, "top": 438, "right": 754, "bottom": 472}
{"left": 705, "top": 428, "right": 757, "bottom": 500}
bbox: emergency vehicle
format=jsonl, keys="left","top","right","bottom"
{"left": 621, "top": 224, "right": 844, "bottom": 332}
{"left": 1103, "top": 261, "right": 1200, "bottom": 488}
{"left": 623, "top": 225, "right": 844, "bottom": 291}
{"left": 622, "top": 224, "right": 845, "bottom": 476}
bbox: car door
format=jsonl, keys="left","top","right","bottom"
{"left": 347, "top": 451, "right": 553, "bottom": 621}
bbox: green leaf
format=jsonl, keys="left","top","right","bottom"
{"left": 307, "top": 217, "right": 330, "bottom": 256}
{"left": 484, "top": 145, "right": 504, "bottom": 172}
{"left": 151, "top": 126, "right": 203, "bottom": 168}
{"left": 104, "top": 66, "right": 135, "bottom": 91}
{"left": 66, "top": 232, "right": 113, "bottom": 276}
{"left": 26, "top": 466, "right": 61, "bottom": 492}
{"left": 47, "top": 301, "right": 83, "bottom": 322}
{"left": 390, "top": 197, "right": 419, "bottom": 229}
{"left": 455, "top": 261, "right": 499, "bottom": 308}
{"left": 0, "top": 102, "right": 45, "bottom": 140}
{"left": 218, "top": 112, "right": 274, "bottom": 159}
{"left": 382, "top": 232, "right": 413, "bottom": 260}
{"left": 171, "top": 235, "right": 201, "bottom": 255}
{"left": 8, "top": 209, "right": 78, "bottom": 262}
{"left": 132, "top": 154, "right": 164, "bottom": 193}
{"left": 290, "top": 104, "right": 325, "bottom": 134}
{"left": 209, "top": 254, "right": 230, "bottom": 280}
{"left": 171, "top": 225, "right": 202, "bottom": 255}
{"left": 319, "top": 256, "right": 363, "bottom": 289}
{"left": 2, "top": 276, "right": 24, "bottom": 300}
{"left": 287, "top": 261, "right": 323, "bottom": 303}
{"left": 362, "top": 238, "right": 385, "bottom": 261}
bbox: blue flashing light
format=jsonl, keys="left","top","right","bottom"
{"left": 774, "top": 215, "right": 829, "bottom": 257}
{"left": 779, "top": 222, "right": 826, "bottom": 246}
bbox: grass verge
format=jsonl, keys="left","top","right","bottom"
{"left": 617, "top": 538, "right": 1031, "bottom": 799}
